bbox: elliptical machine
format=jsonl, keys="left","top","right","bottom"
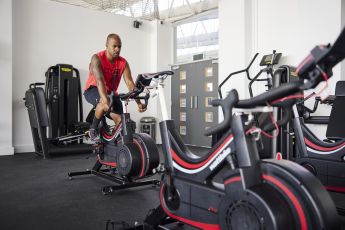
{"left": 68, "top": 73, "right": 167, "bottom": 194}
{"left": 133, "top": 28, "right": 345, "bottom": 229}
{"left": 216, "top": 51, "right": 282, "bottom": 158}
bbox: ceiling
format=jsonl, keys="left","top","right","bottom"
{"left": 50, "top": 0, "right": 218, "bottom": 23}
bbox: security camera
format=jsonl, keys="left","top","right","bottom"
{"left": 133, "top": 20, "right": 142, "bottom": 28}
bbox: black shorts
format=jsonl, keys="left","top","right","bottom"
{"left": 84, "top": 87, "right": 123, "bottom": 115}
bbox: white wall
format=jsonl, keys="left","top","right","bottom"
{"left": 0, "top": 0, "right": 14, "bottom": 155}
{"left": 254, "top": 0, "right": 341, "bottom": 90}
{"left": 255, "top": 0, "right": 342, "bottom": 138}
{"left": 219, "top": 0, "right": 343, "bottom": 138}
{"left": 12, "top": 0, "right": 156, "bottom": 152}
{"left": 220, "top": 0, "right": 342, "bottom": 97}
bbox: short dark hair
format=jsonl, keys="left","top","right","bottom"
{"left": 106, "top": 33, "right": 121, "bottom": 44}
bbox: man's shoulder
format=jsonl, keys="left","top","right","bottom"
{"left": 92, "top": 50, "right": 105, "bottom": 60}
{"left": 117, "top": 56, "right": 127, "bottom": 62}
{"left": 97, "top": 50, "right": 106, "bottom": 57}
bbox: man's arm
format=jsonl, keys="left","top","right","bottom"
{"left": 123, "top": 62, "right": 136, "bottom": 91}
{"left": 91, "top": 54, "right": 109, "bottom": 106}
{"left": 123, "top": 62, "right": 147, "bottom": 112}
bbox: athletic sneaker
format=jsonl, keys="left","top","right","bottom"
{"left": 89, "top": 128, "right": 100, "bottom": 142}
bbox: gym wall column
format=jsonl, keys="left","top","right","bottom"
{"left": 219, "top": 0, "right": 253, "bottom": 100}
{"left": 148, "top": 20, "right": 173, "bottom": 144}
{"left": 218, "top": 0, "right": 254, "bottom": 122}
{"left": 0, "top": 0, "right": 14, "bottom": 155}
{"left": 0, "top": 0, "right": 13, "bottom": 155}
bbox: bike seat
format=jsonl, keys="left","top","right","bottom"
{"left": 141, "top": 71, "right": 174, "bottom": 79}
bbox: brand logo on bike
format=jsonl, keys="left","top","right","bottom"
{"left": 209, "top": 147, "right": 231, "bottom": 171}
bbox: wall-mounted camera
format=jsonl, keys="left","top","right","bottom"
{"left": 133, "top": 20, "right": 142, "bottom": 28}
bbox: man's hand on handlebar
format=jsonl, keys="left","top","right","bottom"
{"left": 137, "top": 102, "right": 147, "bottom": 113}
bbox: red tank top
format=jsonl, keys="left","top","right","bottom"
{"left": 84, "top": 50, "right": 127, "bottom": 94}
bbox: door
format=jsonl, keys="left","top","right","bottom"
{"left": 172, "top": 59, "right": 218, "bottom": 147}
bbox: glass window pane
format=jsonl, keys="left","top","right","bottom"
{"left": 176, "top": 17, "right": 219, "bottom": 63}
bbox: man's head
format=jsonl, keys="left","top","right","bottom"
{"left": 106, "top": 33, "right": 122, "bottom": 59}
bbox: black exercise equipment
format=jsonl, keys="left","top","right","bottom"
{"left": 45, "top": 64, "right": 89, "bottom": 138}
{"left": 67, "top": 72, "right": 173, "bottom": 194}
{"left": 247, "top": 30, "right": 345, "bottom": 213}
{"left": 24, "top": 64, "right": 93, "bottom": 158}
{"left": 300, "top": 94, "right": 335, "bottom": 125}
{"left": 129, "top": 29, "right": 345, "bottom": 228}
{"left": 261, "top": 66, "right": 345, "bottom": 215}
{"left": 249, "top": 50, "right": 282, "bottom": 97}
{"left": 325, "top": 81, "right": 345, "bottom": 140}
{"left": 218, "top": 53, "right": 258, "bottom": 99}
{"left": 218, "top": 50, "right": 282, "bottom": 100}
{"left": 216, "top": 51, "right": 282, "bottom": 157}
{"left": 292, "top": 80, "right": 345, "bottom": 192}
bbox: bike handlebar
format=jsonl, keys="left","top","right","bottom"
{"left": 204, "top": 90, "right": 239, "bottom": 136}
{"left": 104, "top": 87, "right": 149, "bottom": 117}
{"left": 118, "top": 87, "right": 143, "bottom": 101}
{"left": 297, "top": 27, "right": 345, "bottom": 88}
{"left": 237, "top": 81, "right": 302, "bottom": 108}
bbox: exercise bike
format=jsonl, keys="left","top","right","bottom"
{"left": 68, "top": 74, "right": 163, "bottom": 194}
{"left": 267, "top": 66, "right": 345, "bottom": 196}
{"left": 293, "top": 84, "right": 345, "bottom": 216}
{"left": 132, "top": 28, "right": 345, "bottom": 230}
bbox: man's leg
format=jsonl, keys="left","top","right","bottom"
{"left": 110, "top": 113, "right": 122, "bottom": 126}
{"left": 110, "top": 96, "right": 124, "bottom": 127}
{"left": 92, "top": 103, "right": 108, "bottom": 129}
{"left": 84, "top": 87, "right": 108, "bottom": 141}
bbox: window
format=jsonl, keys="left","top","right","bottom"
{"left": 175, "top": 17, "right": 219, "bottom": 64}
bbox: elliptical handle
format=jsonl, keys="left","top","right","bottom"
{"left": 246, "top": 53, "right": 260, "bottom": 80}
{"left": 204, "top": 90, "right": 239, "bottom": 136}
{"left": 218, "top": 53, "right": 259, "bottom": 99}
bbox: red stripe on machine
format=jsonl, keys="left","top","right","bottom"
{"left": 159, "top": 185, "right": 220, "bottom": 230}
{"left": 224, "top": 176, "right": 241, "bottom": 185}
{"left": 263, "top": 175, "right": 307, "bottom": 230}
{"left": 133, "top": 139, "right": 145, "bottom": 177}
{"left": 304, "top": 138, "right": 345, "bottom": 151}
{"left": 325, "top": 186, "right": 345, "bottom": 193}
{"left": 171, "top": 134, "right": 233, "bottom": 169}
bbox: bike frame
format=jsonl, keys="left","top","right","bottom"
{"left": 151, "top": 77, "right": 307, "bottom": 229}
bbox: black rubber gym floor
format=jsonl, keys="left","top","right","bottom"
{"left": 0, "top": 152, "right": 162, "bottom": 230}
{"left": 0, "top": 149, "right": 344, "bottom": 230}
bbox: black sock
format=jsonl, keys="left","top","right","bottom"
{"left": 91, "top": 117, "right": 101, "bottom": 129}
